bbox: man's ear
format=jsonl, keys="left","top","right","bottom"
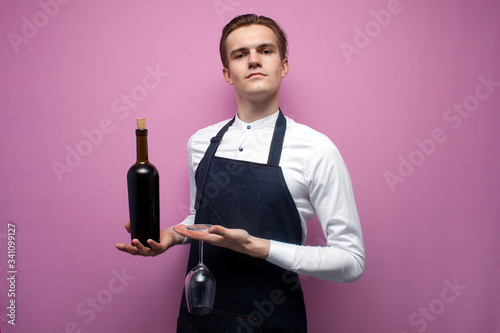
{"left": 223, "top": 68, "right": 234, "bottom": 85}
{"left": 281, "top": 58, "right": 289, "bottom": 78}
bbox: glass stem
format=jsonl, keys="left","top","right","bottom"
{"left": 199, "top": 240, "right": 204, "bottom": 265}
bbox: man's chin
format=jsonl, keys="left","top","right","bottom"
{"left": 238, "top": 85, "right": 280, "bottom": 98}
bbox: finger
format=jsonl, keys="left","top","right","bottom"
{"left": 132, "top": 239, "right": 155, "bottom": 256}
{"left": 208, "top": 225, "right": 226, "bottom": 236}
{"left": 147, "top": 239, "right": 166, "bottom": 254}
{"left": 176, "top": 229, "right": 205, "bottom": 240}
{"left": 173, "top": 224, "right": 187, "bottom": 231}
{"left": 115, "top": 243, "right": 139, "bottom": 255}
{"left": 173, "top": 227, "right": 211, "bottom": 243}
{"left": 124, "top": 222, "right": 131, "bottom": 234}
{"left": 173, "top": 224, "right": 189, "bottom": 236}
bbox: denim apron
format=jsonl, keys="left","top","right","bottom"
{"left": 177, "top": 111, "right": 307, "bottom": 332}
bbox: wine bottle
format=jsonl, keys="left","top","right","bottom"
{"left": 127, "top": 118, "right": 160, "bottom": 248}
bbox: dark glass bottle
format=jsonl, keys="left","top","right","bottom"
{"left": 127, "top": 118, "right": 160, "bottom": 248}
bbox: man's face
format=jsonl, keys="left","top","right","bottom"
{"left": 223, "top": 24, "right": 288, "bottom": 102}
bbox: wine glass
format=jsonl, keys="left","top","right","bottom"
{"left": 184, "top": 224, "right": 216, "bottom": 315}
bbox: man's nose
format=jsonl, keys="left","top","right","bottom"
{"left": 248, "top": 51, "right": 261, "bottom": 68}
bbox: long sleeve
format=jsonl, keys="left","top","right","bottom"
{"left": 266, "top": 134, "right": 365, "bottom": 282}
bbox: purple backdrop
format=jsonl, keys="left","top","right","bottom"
{"left": 1, "top": 0, "right": 499, "bottom": 332}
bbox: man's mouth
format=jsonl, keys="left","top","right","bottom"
{"left": 246, "top": 73, "right": 266, "bottom": 78}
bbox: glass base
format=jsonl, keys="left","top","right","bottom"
{"left": 187, "top": 224, "right": 213, "bottom": 232}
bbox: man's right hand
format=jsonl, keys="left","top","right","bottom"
{"left": 115, "top": 222, "right": 185, "bottom": 257}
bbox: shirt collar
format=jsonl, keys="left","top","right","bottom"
{"left": 233, "top": 109, "right": 280, "bottom": 131}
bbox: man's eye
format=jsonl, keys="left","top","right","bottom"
{"left": 262, "top": 50, "right": 271, "bottom": 54}
{"left": 235, "top": 54, "right": 245, "bottom": 59}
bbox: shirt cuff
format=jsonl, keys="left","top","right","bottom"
{"left": 266, "top": 240, "right": 297, "bottom": 271}
{"left": 178, "top": 215, "right": 195, "bottom": 245}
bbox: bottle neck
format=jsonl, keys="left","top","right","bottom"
{"left": 136, "top": 129, "right": 149, "bottom": 163}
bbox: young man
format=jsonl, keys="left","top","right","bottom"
{"left": 116, "top": 14, "right": 365, "bottom": 332}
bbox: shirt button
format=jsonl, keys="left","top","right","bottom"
{"left": 247, "top": 125, "right": 251, "bottom": 129}
{"left": 238, "top": 147, "right": 243, "bottom": 152}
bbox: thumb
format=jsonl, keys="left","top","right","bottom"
{"left": 208, "top": 225, "right": 226, "bottom": 236}
{"left": 124, "top": 221, "right": 131, "bottom": 234}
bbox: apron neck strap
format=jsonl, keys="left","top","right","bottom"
{"left": 267, "top": 109, "right": 286, "bottom": 167}
{"left": 194, "top": 117, "right": 235, "bottom": 211}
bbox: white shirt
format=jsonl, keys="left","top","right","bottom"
{"left": 181, "top": 110, "right": 365, "bottom": 282}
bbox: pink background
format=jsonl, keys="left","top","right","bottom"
{"left": 1, "top": 0, "right": 499, "bottom": 332}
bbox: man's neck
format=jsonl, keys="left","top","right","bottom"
{"left": 235, "top": 94, "right": 280, "bottom": 123}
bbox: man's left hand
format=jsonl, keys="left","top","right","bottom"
{"left": 173, "top": 224, "right": 270, "bottom": 259}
